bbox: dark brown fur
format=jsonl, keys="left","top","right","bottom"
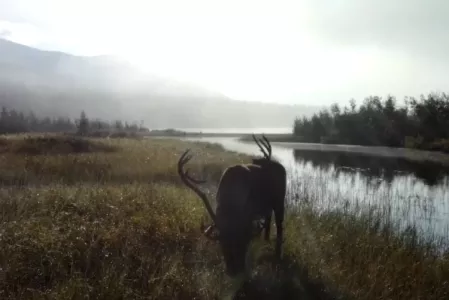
{"left": 177, "top": 134, "right": 286, "bottom": 277}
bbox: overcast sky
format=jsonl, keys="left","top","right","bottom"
{"left": 0, "top": 0, "right": 448, "bottom": 105}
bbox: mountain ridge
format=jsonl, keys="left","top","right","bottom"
{"left": 0, "top": 38, "right": 320, "bottom": 129}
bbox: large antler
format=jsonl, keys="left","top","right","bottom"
{"left": 252, "top": 134, "right": 268, "bottom": 158}
{"left": 252, "top": 133, "right": 272, "bottom": 160}
{"left": 261, "top": 134, "right": 272, "bottom": 159}
{"left": 177, "top": 149, "right": 217, "bottom": 225}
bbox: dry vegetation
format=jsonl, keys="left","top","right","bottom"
{"left": 0, "top": 134, "right": 448, "bottom": 299}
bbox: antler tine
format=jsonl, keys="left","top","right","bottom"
{"left": 177, "top": 149, "right": 216, "bottom": 224}
{"left": 258, "top": 136, "right": 268, "bottom": 149}
{"left": 186, "top": 169, "right": 207, "bottom": 184}
{"left": 252, "top": 133, "right": 269, "bottom": 159}
{"left": 261, "top": 134, "right": 272, "bottom": 159}
{"left": 178, "top": 149, "right": 192, "bottom": 167}
{"left": 178, "top": 150, "right": 206, "bottom": 184}
{"left": 256, "top": 133, "right": 272, "bottom": 160}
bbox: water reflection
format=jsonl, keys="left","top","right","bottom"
{"left": 293, "top": 149, "right": 449, "bottom": 187}
{"left": 177, "top": 136, "right": 449, "bottom": 242}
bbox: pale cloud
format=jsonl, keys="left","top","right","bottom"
{"left": 302, "top": 0, "right": 449, "bottom": 63}
{"left": 0, "top": 0, "right": 448, "bottom": 105}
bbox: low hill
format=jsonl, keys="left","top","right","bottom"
{"left": 0, "top": 38, "right": 320, "bottom": 128}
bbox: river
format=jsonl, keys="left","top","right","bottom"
{"left": 177, "top": 133, "right": 449, "bottom": 244}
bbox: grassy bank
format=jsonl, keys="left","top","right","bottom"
{"left": 238, "top": 134, "right": 299, "bottom": 143}
{"left": 1, "top": 135, "right": 448, "bottom": 299}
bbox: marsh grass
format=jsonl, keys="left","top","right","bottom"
{"left": 0, "top": 135, "right": 118, "bottom": 155}
{"left": 0, "top": 135, "right": 448, "bottom": 299}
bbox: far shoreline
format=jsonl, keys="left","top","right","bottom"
{"left": 145, "top": 131, "right": 449, "bottom": 166}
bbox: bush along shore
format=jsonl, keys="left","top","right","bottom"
{"left": 0, "top": 134, "right": 448, "bottom": 299}
{"left": 293, "top": 92, "right": 449, "bottom": 153}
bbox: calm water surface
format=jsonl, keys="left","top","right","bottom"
{"left": 179, "top": 134, "right": 449, "bottom": 243}
{"left": 179, "top": 127, "right": 292, "bottom": 134}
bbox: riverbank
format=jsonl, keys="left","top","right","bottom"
{"left": 145, "top": 129, "right": 295, "bottom": 139}
{"left": 272, "top": 141, "right": 449, "bottom": 166}
{"left": 239, "top": 134, "right": 449, "bottom": 166}
{"left": 1, "top": 135, "right": 448, "bottom": 299}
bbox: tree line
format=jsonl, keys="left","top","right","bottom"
{"left": 293, "top": 92, "right": 449, "bottom": 152}
{"left": 0, "top": 106, "right": 149, "bottom": 136}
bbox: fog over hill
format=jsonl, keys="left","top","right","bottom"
{"left": 0, "top": 38, "right": 320, "bottom": 129}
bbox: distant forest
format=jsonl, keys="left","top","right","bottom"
{"left": 0, "top": 106, "right": 148, "bottom": 136}
{"left": 293, "top": 92, "right": 449, "bottom": 153}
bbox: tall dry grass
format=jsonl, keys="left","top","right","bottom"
{"left": 0, "top": 134, "right": 448, "bottom": 299}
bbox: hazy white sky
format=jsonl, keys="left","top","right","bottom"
{"left": 1, "top": 0, "right": 448, "bottom": 105}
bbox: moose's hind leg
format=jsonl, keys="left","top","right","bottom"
{"left": 263, "top": 212, "right": 272, "bottom": 241}
{"left": 274, "top": 207, "right": 284, "bottom": 261}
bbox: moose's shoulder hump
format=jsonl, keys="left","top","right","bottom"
{"left": 242, "top": 163, "right": 262, "bottom": 171}
{"left": 220, "top": 164, "right": 261, "bottom": 180}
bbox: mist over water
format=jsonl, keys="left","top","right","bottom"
{"left": 180, "top": 129, "right": 449, "bottom": 244}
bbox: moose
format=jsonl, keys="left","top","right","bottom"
{"left": 177, "top": 134, "right": 286, "bottom": 276}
